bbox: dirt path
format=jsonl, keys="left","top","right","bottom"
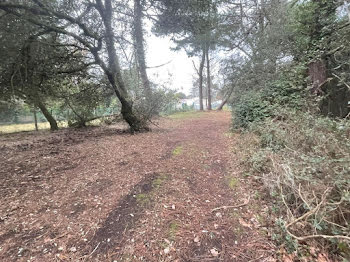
{"left": 0, "top": 111, "right": 275, "bottom": 261}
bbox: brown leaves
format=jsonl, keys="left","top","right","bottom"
{"left": 0, "top": 112, "right": 276, "bottom": 261}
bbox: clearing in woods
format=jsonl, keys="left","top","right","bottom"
{"left": 0, "top": 111, "right": 275, "bottom": 261}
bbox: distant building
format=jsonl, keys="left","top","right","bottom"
{"left": 176, "top": 98, "right": 223, "bottom": 110}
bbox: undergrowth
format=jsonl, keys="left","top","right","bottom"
{"left": 230, "top": 61, "right": 350, "bottom": 259}
{"left": 235, "top": 109, "right": 350, "bottom": 260}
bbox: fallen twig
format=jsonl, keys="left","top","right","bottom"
{"left": 211, "top": 196, "right": 250, "bottom": 212}
{"left": 286, "top": 232, "right": 350, "bottom": 242}
{"left": 88, "top": 242, "right": 100, "bottom": 257}
{"left": 286, "top": 188, "right": 329, "bottom": 230}
{"left": 285, "top": 188, "right": 350, "bottom": 242}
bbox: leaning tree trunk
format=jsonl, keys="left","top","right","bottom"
{"left": 99, "top": 0, "right": 144, "bottom": 132}
{"left": 198, "top": 47, "right": 206, "bottom": 111}
{"left": 217, "top": 87, "right": 234, "bottom": 111}
{"left": 206, "top": 46, "right": 212, "bottom": 110}
{"left": 134, "top": 0, "right": 152, "bottom": 100}
{"left": 217, "top": 99, "right": 227, "bottom": 111}
{"left": 36, "top": 100, "right": 58, "bottom": 131}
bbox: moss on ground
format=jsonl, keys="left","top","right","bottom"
{"left": 136, "top": 174, "right": 170, "bottom": 207}
{"left": 168, "top": 221, "right": 179, "bottom": 241}
{"left": 172, "top": 145, "right": 183, "bottom": 156}
{"left": 152, "top": 174, "right": 169, "bottom": 189}
{"left": 227, "top": 177, "right": 239, "bottom": 189}
{"left": 135, "top": 193, "right": 151, "bottom": 206}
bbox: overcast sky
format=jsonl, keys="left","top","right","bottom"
{"left": 146, "top": 33, "right": 195, "bottom": 95}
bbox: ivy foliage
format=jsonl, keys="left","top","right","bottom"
{"left": 232, "top": 65, "right": 307, "bottom": 129}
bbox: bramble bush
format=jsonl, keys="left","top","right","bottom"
{"left": 231, "top": 63, "right": 350, "bottom": 258}
{"left": 238, "top": 109, "right": 350, "bottom": 259}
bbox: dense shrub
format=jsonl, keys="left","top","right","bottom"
{"left": 61, "top": 86, "right": 104, "bottom": 128}
{"left": 132, "top": 88, "right": 182, "bottom": 127}
{"left": 232, "top": 69, "right": 306, "bottom": 129}
{"left": 231, "top": 62, "right": 349, "bottom": 259}
{"left": 232, "top": 91, "right": 274, "bottom": 128}
{"left": 241, "top": 110, "right": 350, "bottom": 258}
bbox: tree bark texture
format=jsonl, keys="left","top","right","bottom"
{"left": 97, "top": 0, "right": 144, "bottom": 131}
{"left": 134, "top": 0, "right": 152, "bottom": 99}
{"left": 33, "top": 108, "right": 38, "bottom": 131}
{"left": 309, "top": 59, "right": 328, "bottom": 94}
{"left": 35, "top": 100, "right": 58, "bottom": 131}
{"left": 198, "top": 47, "right": 206, "bottom": 111}
{"left": 206, "top": 47, "right": 212, "bottom": 110}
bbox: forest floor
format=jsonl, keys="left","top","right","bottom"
{"left": 0, "top": 111, "right": 276, "bottom": 262}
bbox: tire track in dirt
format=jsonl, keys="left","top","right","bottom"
{"left": 89, "top": 112, "right": 275, "bottom": 261}
{"left": 90, "top": 173, "right": 168, "bottom": 255}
